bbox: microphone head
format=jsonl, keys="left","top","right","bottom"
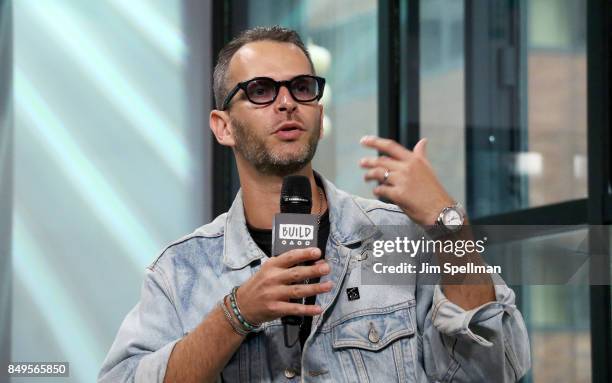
{"left": 280, "top": 175, "right": 312, "bottom": 214}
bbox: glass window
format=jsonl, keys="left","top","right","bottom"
{"left": 414, "top": 1, "right": 590, "bottom": 382}
{"left": 419, "top": 0, "right": 466, "bottom": 207}
{"left": 517, "top": 230, "right": 591, "bottom": 383}
{"left": 527, "top": 0, "right": 587, "bottom": 208}
{"left": 419, "top": 0, "right": 587, "bottom": 218}
{"left": 235, "top": 0, "right": 378, "bottom": 198}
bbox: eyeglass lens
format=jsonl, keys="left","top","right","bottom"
{"left": 245, "top": 76, "right": 319, "bottom": 104}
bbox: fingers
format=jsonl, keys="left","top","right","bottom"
{"left": 244, "top": 248, "right": 333, "bottom": 323}
{"left": 372, "top": 184, "right": 397, "bottom": 201}
{"left": 278, "top": 262, "right": 331, "bottom": 284}
{"left": 363, "top": 167, "right": 395, "bottom": 185}
{"left": 359, "top": 155, "right": 399, "bottom": 170}
{"left": 360, "top": 135, "right": 411, "bottom": 161}
{"left": 413, "top": 138, "right": 428, "bottom": 157}
{"left": 267, "top": 301, "right": 324, "bottom": 317}
{"left": 280, "top": 280, "right": 334, "bottom": 300}
{"left": 360, "top": 156, "right": 402, "bottom": 185}
{"left": 273, "top": 248, "right": 321, "bottom": 268}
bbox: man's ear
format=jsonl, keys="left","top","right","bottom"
{"left": 210, "top": 110, "right": 236, "bottom": 147}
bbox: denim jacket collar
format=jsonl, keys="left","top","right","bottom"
{"left": 222, "top": 172, "right": 379, "bottom": 269}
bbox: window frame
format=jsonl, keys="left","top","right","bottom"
{"left": 586, "top": 1, "right": 612, "bottom": 382}
{"left": 211, "top": 0, "right": 243, "bottom": 217}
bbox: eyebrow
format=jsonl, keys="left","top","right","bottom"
{"left": 239, "top": 74, "right": 313, "bottom": 82}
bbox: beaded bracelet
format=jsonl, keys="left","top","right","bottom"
{"left": 229, "top": 286, "right": 263, "bottom": 333}
{"left": 218, "top": 296, "right": 249, "bottom": 336}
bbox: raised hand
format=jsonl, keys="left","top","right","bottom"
{"left": 359, "top": 136, "right": 454, "bottom": 226}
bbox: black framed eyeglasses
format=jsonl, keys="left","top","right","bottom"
{"left": 221, "top": 75, "right": 326, "bottom": 111}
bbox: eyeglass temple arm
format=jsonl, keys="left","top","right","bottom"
{"left": 221, "top": 84, "right": 242, "bottom": 111}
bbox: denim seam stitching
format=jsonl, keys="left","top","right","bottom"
{"left": 151, "top": 266, "right": 185, "bottom": 334}
{"left": 350, "top": 349, "right": 370, "bottom": 383}
{"left": 431, "top": 295, "right": 449, "bottom": 324}
{"left": 503, "top": 334, "right": 521, "bottom": 380}
{"left": 364, "top": 205, "right": 404, "bottom": 214}
{"left": 441, "top": 357, "right": 460, "bottom": 383}
{"left": 332, "top": 328, "right": 414, "bottom": 350}
{"left": 391, "top": 341, "right": 406, "bottom": 383}
{"left": 148, "top": 234, "right": 222, "bottom": 270}
{"left": 322, "top": 299, "right": 416, "bottom": 330}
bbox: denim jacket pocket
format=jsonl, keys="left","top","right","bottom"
{"left": 330, "top": 302, "right": 418, "bottom": 383}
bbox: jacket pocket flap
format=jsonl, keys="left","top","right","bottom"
{"left": 331, "top": 305, "right": 415, "bottom": 351}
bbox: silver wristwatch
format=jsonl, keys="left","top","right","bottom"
{"left": 427, "top": 202, "right": 465, "bottom": 238}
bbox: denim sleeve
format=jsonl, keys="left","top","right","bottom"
{"left": 98, "top": 266, "right": 183, "bottom": 383}
{"left": 417, "top": 275, "right": 531, "bottom": 382}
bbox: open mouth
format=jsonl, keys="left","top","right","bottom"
{"left": 274, "top": 124, "right": 304, "bottom": 139}
{"left": 274, "top": 122, "right": 303, "bottom": 133}
{"left": 278, "top": 126, "right": 301, "bottom": 133}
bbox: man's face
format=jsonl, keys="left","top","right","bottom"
{"left": 224, "top": 41, "right": 323, "bottom": 177}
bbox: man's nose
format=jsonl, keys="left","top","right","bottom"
{"left": 275, "top": 85, "right": 297, "bottom": 113}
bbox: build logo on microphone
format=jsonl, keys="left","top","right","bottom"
{"left": 279, "top": 224, "right": 314, "bottom": 246}
{"left": 272, "top": 213, "right": 319, "bottom": 256}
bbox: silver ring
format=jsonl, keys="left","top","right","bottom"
{"left": 383, "top": 168, "right": 390, "bottom": 184}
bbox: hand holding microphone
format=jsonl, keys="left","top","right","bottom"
{"left": 232, "top": 175, "right": 329, "bottom": 348}
{"left": 233, "top": 248, "right": 332, "bottom": 326}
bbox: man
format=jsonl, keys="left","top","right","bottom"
{"left": 99, "top": 26, "right": 530, "bottom": 382}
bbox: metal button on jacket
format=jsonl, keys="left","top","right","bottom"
{"left": 368, "top": 324, "right": 380, "bottom": 343}
{"left": 284, "top": 367, "right": 297, "bottom": 379}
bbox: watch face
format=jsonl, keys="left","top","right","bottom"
{"left": 443, "top": 208, "right": 463, "bottom": 228}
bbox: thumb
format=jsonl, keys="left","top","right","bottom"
{"left": 413, "top": 138, "right": 428, "bottom": 157}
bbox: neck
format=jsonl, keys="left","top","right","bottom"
{"left": 236, "top": 158, "right": 327, "bottom": 230}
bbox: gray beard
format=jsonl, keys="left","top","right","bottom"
{"left": 231, "top": 117, "right": 320, "bottom": 177}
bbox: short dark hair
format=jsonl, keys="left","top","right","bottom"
{"left": 212, "top": 26, "right": 315, "bottom": 110}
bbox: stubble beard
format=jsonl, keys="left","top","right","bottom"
{"left": 231, "top": 116, "right": 321, "bottom": 177}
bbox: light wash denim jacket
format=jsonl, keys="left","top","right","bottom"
{"left": 99, "top": 175, "right": 530, "bottom": 382}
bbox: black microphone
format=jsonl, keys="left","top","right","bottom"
{"left": 280, "top": 175, "right": 311, "bottom": 214}
{"left": 272, "top": 176, "right": 319, "bottom": 338}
